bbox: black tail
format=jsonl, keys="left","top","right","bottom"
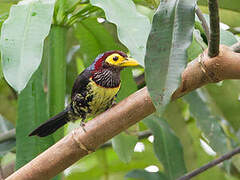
{"left": 29, "top": 108, "right": 69, "bottom": 137}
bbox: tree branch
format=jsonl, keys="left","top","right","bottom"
{"left": 172, "top": 45, "right": 240, "bottom": 100}
{"left": 208, "top": 0, "right": 220, "bottom": 57}
{"left": 6, "top": 45, "right": 240, "bottom": 180}
{"left": 177, "top": 146, "right": 240, "bottom": 180}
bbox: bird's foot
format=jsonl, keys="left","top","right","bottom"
{"left": 111, "top": 100, "right": 117, "bottom": 107}
{"left": 80, "top": 121, "right": 87, "bottom": 133}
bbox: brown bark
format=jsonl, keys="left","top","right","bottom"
{"left": 208, "top": 0, "right": 220, "bottom": 57}
{"left": 6, "top": 45, "right": 240, "bottom": 180}
{"left": 172, "top": 45, "right": 240, "bottom": 100}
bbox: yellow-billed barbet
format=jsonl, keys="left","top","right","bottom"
{"left": 29, "top": 51, "right": 139, "bottom": 137}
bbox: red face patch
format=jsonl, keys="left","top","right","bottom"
{"left": 94, "top": 51, "right": 127, "bottom": 70}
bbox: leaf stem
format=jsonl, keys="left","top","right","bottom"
{"left": 48, "top": 25, "right": 68, "bottom": 141}
{"left": 195, "top": 7, "right": 210, "bottom": 42}
{"left": 177, "top": 146, "right": 240, "bottom": 180}
{"left": 67, "top": 6, "right": 98, "bottom": 26}
{"left": 208, "top": 0, "right": 220, "bottom": 57}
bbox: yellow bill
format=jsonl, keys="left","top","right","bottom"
{"left": 119, "top": 57, "right": 139, "bottom": 67}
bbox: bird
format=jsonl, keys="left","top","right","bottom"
{"left": 29, "top": 50, "right": 139, "bottom": 137}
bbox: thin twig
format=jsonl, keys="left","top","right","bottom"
{"left": 177, "top": 146, "right": 240, "bottom": 180}
{"left": 195, "top": 7, "right": 210, "bottom": 42}
{"left": 208, "top": 0, "right": 220, "bottom": 57}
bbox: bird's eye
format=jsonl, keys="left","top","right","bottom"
{"left": 113, "top": 56, "right": 118, "bottom": 61}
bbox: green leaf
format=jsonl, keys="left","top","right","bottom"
{"left": 162, "top": 101, "right": 198, "bottom": 171}
{"left": 220, "top": 28, "right": 238, "bottom": 46}
{"left": 66, "top": 47, "right": 79, "bottom": 95}
{"left": 112, "top": 132, "right": 138, "bottom": 163}
{"left": 144, "top": 0, "right": 196, "bottom": 111}
{"left": 195, "top": 14, "right": 238, "bottom": 46}
{"left": 136, "top": 5, "right": 155, "bottom": 23}
{"left": 90, "top": 0, "right": 151, "bottom": 66}
{"left": 187, "top": 29, "right": 207, "bottom": 61}
{"left": 206, "top": 80, "right": 240, "bottom": 131}
{"left": 183, "top": 90, "right": 228, "bottom": 154}
{"left": 117, "top": 68, "right": 138, "bottom": 102}
{"left": 186, "top": 119, "right": 232, "bottom": 180}
{"left": 74, "top": 17, "right": 121, "bottom": 67}
{"left": 143, "top": 115, "right": 187, "bottom": 179}
{"left": 126, "top": 169, "right": 167, "bottom": 180}
{"left": 112, "top": 68, "right": 138, "bottom": 163}
{"left": 0, "top": 115, "right": 15, "bottom": 157}
{"left": 16, "top": 65, "right": 55, "bottom": 169}
{"left": 0, "top": 0, "right": 55, "bottom": 92}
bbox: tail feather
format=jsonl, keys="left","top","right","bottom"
{"left": 29, "top": 108, "right": 69, "bottom": 137}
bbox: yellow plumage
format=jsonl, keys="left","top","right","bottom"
{"left": 87, "top": 78, "right": 120, "bottom": 115}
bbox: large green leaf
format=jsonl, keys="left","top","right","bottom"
{"left": 143, "top": 115, "right": 187, "bottom": 179}
{"left": 162, "top": 100, "right": 198, "bottom": 171}
{"left": 206, "top": 80, "right": 240, "bottom": 131}
{"left": 16, "top": 65, "right": 55, "bottom": 169}
{"left": 90, "top": 0, "right": 151, "bottom": 66}
{"left": 184, "top": 90, "right": 228, "bottom": 154}
{"left": 112, "top": 68, "right": 138, "bottom": 163}
{"left": 112, "top": 132, "right": 138, "bottom": 163}
{"left": 186, "top": 119, "right": 233, "bottom": 180}
{"left": 144, "top": 0, "right": 196, "bottom": 111}
{"left": 126, "top": 169, "right": 167, "bottom": 180}
{"left": 0, "top": 0, "right": 55, "bottom": 92}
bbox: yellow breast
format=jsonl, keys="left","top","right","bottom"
{"left": 87, "top": 79, "right": 120, "bottom": 115}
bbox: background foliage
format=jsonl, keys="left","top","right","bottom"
{"left": 0, "top": 0, "right": 240, "bottom": 179}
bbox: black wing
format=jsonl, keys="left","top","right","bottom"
{"left": 71, "top": 69, "right": 92, "bottom": 100}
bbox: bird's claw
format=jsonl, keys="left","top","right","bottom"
{"left": 80, "top": 121, "right": 87, "bottom": 132}
{"left": 111, "top": 100, "right": 117, "bottom": 107}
